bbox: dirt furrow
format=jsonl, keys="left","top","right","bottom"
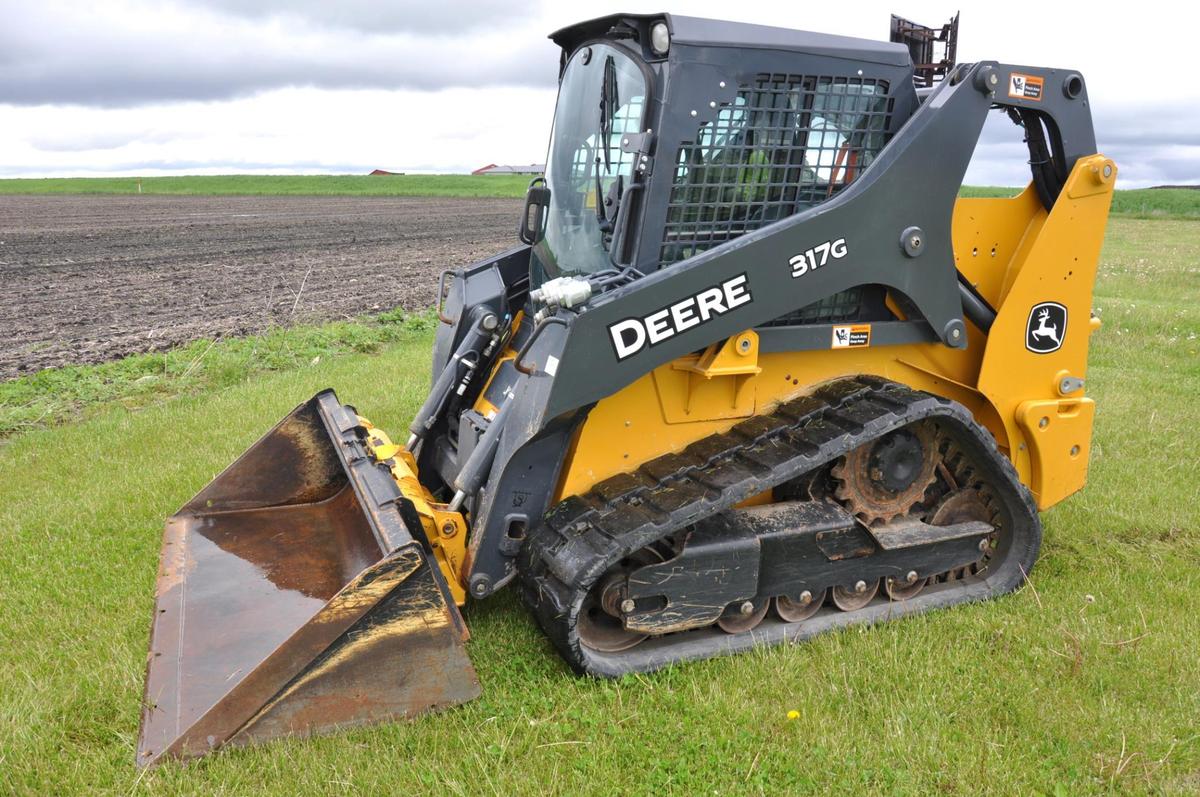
{"left": 0, "top": 195, "right": 522, "bottom": 378}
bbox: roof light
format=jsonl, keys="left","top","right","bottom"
{"left": 650, "top": 22, "right": 670, "bottom": 55}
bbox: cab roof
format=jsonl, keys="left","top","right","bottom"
{"left": 548, "top": 13, "right": 912, "bottom": 67}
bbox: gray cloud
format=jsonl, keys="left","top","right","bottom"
{"left": 1104, "top": 152, "right": 1200, "bottom": 187}
{"left": 0, "top": 1, "right": 556, "bottom": 107}
{"left": 961, "top": 104, "right": 1200, "bottom": 188}
{"left": 0, "top": 158, "right": 380, "bottom": 177}
{"left": 29, "top": 130, "right": 189, "bottom": 152}
{"left": 1094, "top": 106, "right": 1200, "bottom": 150}
{"left": 186, "top": 0, "right": 522, "bottom": 33}
{"left": 2, "top": 0, "right": 1196, "bottom": 186}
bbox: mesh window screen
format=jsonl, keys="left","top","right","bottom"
{"left": 757, "top": 287, "right": 866, "bottom": 326}
{"left": 660, "top": 75, "right": 893, "bottom": 268}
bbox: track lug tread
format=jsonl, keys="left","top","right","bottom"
{"left": 685, "top": 435, "right": 739, "bottom": 465}
{"left": 775, "top": 395, "right": 828, "bottom": 421}
{"left": 544, "top": 496, "right": 596, "bottom": 531}
{"left": 741, "top": 437, "right": 803, "bottom": 469}
{"left": 786, "top": 418, "right": 843, "bottom": 448}
{"left": 691, "top": 459, "right": 753, "bottom": 491}
{"left": 639, "top": 452, "right": 700, "bottom": 482}
{"left": 639, "top": 484, "right": 703, "bottom": 515}
{"left": 732, "top": 414, "right": 792, "bottom": 440}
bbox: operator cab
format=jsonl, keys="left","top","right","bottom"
{"left": 524, "top": 13, "right": 918, "bottom": 292}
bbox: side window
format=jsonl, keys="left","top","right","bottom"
{"left": 661, "top": 75, "right": 893, "bottom": 268}
{"left": 803, "top": 115, "right": 848, "bottom": 183}
{"left": 801, "top": 81, "right": 890, "bottom": 194}
{"left": 535, "top": 42, "right": 647, "bottom": 281}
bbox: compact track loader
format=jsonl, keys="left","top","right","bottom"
{"left": 138, "top": 13, "right": 1116, "bottom": 766}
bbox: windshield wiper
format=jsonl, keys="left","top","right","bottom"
{"left": 599, "top": 55, "right": 617, "bottom": 171}
{"left": 594, "top": 55, "right": 620, "bottom": 234}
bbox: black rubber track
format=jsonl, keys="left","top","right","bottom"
{"left": 518, "top": 376, "right": 1041, "bottom": 677}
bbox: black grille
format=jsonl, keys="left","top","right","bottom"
{"left": 660, "top": 74, "right": 893, "bottom": 268}
{"left": 759, "top": 287, "right": 865, "bottom": 326}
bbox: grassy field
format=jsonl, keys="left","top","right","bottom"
{"left": 0, "top": 173, "right": 532, "bottom": 198}
{"left": 0, "top": 174, "right": 1196, "bottom": 218}
{"left": 0, "top": 308, "right": 436, "bottom": 437}
{"left": 960, "top": 186, "right": 1200, "bottom": 219}
{"left": 2, "top": 218, "right": 1199, "bottom": 794}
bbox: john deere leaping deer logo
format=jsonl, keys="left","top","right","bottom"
{"left": 1026, "top": 302, "right": 1067, "bottom": 353}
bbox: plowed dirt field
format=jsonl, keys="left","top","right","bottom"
{"left": 0, "top": 195, "right": 521, "bottom": 378}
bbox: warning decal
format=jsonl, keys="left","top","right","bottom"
{"left": 1008, "top": 73, "right": 1044, "bottom": 101}
{"left": 831, "top": 324, "right": 871, "bottom": 349}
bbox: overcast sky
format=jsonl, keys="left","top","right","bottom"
{"left": 1, "top": 0, "right": 1195, "bottom": 187}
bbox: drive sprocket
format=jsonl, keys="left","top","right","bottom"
{"left": 831, "top": 420, "right": 939, "bottom": 525}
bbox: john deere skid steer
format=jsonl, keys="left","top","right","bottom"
{"left": 137, "top": 13, "right": 1116, "bottom": 765}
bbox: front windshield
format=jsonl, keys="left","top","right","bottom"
{"left": 531, "top": 44, "right": 647, "bottom": 285}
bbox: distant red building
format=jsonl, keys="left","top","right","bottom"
{"left": 472, "top": 164, "right": 544, "bottom": 175}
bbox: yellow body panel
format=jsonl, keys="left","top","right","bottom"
{"left": 1015, "top": 397, "right": 1096, "bottom": 506}
{"left": 975, "top": 157, "right": 1116, "bottom": 505}
{"left": 557, "top": 156, "right": 1116, "bottom": 510}
{"left": 557, "top": 345, "right": 999, "bottom": 499}
{"left": 657, "top": 331, "right": 761, "bottom": 423}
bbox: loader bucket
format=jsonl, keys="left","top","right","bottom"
{"left": 137, "top": 391, "right": 480, "bottom": 767}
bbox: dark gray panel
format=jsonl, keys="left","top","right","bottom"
{"left": 549, "top": 13, "right": 912, "bottom": 66}
{"left": 755, "top": 320, "right": 938, "bottom": 353}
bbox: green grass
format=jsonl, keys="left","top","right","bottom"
{"left": 2, "top": 218, "right": 1200, "bottom": 794}
{"left": 0, "top": 174, "right": 1196, "bottom": 217}
{"left": 961, "top": 186, "right": 1200, "bottom": 220}
{"left": 0, "top": 308, "right": 438, "bottom": 437}
{"left": 0, "top": 173, "right": 532, "bottom": 198}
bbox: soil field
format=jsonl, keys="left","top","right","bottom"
{"left": 0, "top": 195, "right": 521, "bottom": 379}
